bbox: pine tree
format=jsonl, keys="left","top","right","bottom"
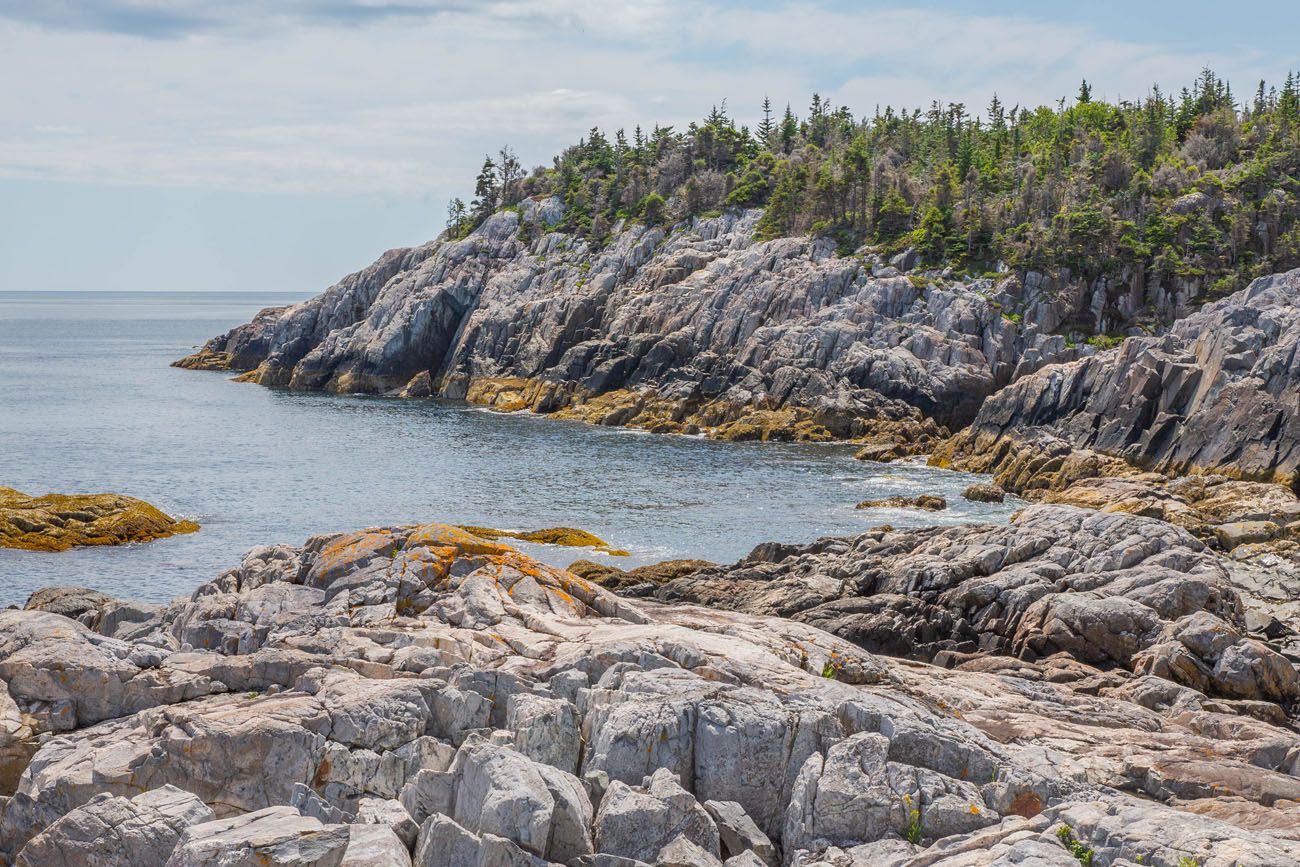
{"left": 496, "top": 146, "right": 522, "bottom": 207}
{"left": 471, "top": 157, "right": 499, "bottom": 223}
{"left": 757, "top": 96, "right": 776, "bottom": 147}
{"left": 780, "top": 104, "right": 798, "bottom": 154}
{"left": 1077, "top": 79, "right": 1092, "bottom": 104}
{"left": 1281, "top": 72, "right": 1300, "bottom": 124}
{"left": 446, "top": 197, "right": 468, "bottom": 238}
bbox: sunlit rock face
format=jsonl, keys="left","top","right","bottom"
{"left": 3, "top": 520, "right": 1300, "bottom": 865}
{"left": 179, "top": 202, "right": 1059, "bottom": 446}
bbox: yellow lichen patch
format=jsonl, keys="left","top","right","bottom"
{"left": 408, "top": 523, "right": 514, "bottom": 557}
{"left": 0, "top": 487, "right": 198, "bottom": 552}
{"left": 464, "top": 377, "right": 577, "bottom": 415}
{"left": 457, "top": 524, "right": 628, "bottom": 556}
{"left": 170, "top": 348, "right": 233, "bottom": 371}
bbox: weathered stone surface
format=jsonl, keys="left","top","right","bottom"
{"left": 15, "top": 785, "right": 213, "bottom": 867}
{"left": 3, "top": 518, "right": 1300, "bottom": 865}
{"left": 0, "top": 487, "right": 198, "bottom": 552}
{"left": 939, "top": 267, "right": 1300, "bottom": 488}
{"left": 165, "top": 806, "right": 351, "bottom": 867}
{"left": 595, "top": 768, "right": 719, "bottom": 863}
{"left": 340, "top": 824, "right": 411, "bottom": 867}
{"left": 412, "top": 813, "right": 552, "bottom": 867}
{"left": 704, "top": 799, "right": 777, "bottom": 866}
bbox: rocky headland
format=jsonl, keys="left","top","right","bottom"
{"left": 0, "top": 488, "right": 198, "bottom": 552}
{"left": 176, "top": 203, "right": 1100, "bottom": 449}
{"left": 6, "top": 518, "right": 1300, "bottom": 866}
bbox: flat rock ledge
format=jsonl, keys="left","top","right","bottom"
{"left": 2, "top": 519, "right": 1300, "bottom": 866}
{"left": 0, "top": 487, "right": 198, "bottom": 552}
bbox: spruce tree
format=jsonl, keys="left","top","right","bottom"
{"left": 471, "top": 157, "right": 499, "bottom": 223}
{"left": 757, "top": 96, "right": 776, "bottom": 147}
{"left": 780, "top": 104, "right": 798, "bottom": 154}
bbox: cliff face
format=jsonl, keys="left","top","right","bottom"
{"left": 941, "top": 268, "right": 1300, "bottom": 488}
{"left": 180, "top": 200, "right": 1079, "bottom": 441}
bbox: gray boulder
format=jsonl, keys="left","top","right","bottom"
{"left": 15, "top": 785, "right": 213, "bottom": 867}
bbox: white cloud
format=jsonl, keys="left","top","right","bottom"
{"left": 0, "top": 2, "right": 1287, "bottom": 202}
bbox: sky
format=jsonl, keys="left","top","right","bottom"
{"left": 1, "top": 0, "right": 1297, "bottom": 292}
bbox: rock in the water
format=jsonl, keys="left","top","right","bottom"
{"left": 0, "top": 487, "right": 198, "bottom": 552}
{"left": 962, "top": 483, "right": 1005, "bottom": 503}
{"left": 854, "top": 494, "right": 947, "bottom": 511}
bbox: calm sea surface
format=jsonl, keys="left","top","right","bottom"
{"left": 0, "top": 290, "right": 1020, "bottom": 605}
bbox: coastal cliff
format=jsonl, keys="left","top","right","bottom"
{"left": 937, "top": 267, "right": 1300, "bottom": 489}
{"left": 177, "top": 202, "right": 1098, "bottom": 446}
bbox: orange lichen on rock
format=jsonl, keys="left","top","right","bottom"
{"left": 456, "top": 524, "right": 628, "bottom": 556}
{"left": 0, "top": 487, "right": 198, "bottom": 552}
{"left": 409, "top": 524, "right": 514, "bottom": 557}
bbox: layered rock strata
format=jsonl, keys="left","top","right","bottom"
{"left": 939, "top": 267, "right": 1300, "bottom": 488}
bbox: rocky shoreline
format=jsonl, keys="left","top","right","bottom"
{"left": 6, "top": 517, "right": 1300, "bottom": 866}
{"left": 175, "top": 202, "right": 1086, "bottom": 448}
{"left": 33, "top": 203, "right": 1298, "bottom": 864}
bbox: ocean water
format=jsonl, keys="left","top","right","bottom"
{"left": 0, "top": 290, "right": 1021, "bottom": 606}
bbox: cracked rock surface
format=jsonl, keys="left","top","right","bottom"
{"left": 1, "top": 519, "right": 1299, "bottom": 865}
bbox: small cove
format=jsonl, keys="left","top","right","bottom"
{"left": 0, "top": 290, "right": 1021, "bottom": 605}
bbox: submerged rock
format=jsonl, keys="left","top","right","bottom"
{"left": 0, "top": 487, "right": 198, "bottom": 552}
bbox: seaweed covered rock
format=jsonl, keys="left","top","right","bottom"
{"left": 0, "top": 488, "right": 198, "bottom": 552}
{"left": 854, "top": 495, "right": 947, "bottom": 511}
